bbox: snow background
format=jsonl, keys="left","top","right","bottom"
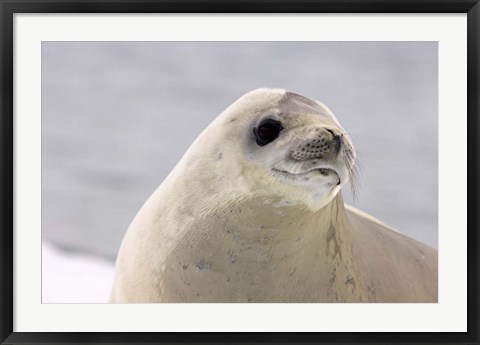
{"left": 42, "top": 243, "right": 114, "bottom": 303}
{"left": 41, "top": 42, "right": 438, "bottom": 303}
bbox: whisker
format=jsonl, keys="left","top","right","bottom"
{"left": 348, "top": 155, "right": 362, "bottom": 203}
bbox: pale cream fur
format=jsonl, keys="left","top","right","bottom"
{"left": 110, "top": 89, "right": 437, "bottom": 303}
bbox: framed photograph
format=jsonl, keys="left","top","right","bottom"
{"left": 1, "top": 0, "right": 478, "bottom": 344}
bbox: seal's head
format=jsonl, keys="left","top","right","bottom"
{"left": 187, "top": 88, "right": 356, "bottom": 211}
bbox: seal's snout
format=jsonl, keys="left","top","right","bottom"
{"left": 290, "top": 127, "right": 343, "bottom": 162}
{"left": 326, "top": 128, "right": 343, "bottom": 155}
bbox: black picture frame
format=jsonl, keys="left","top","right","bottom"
{"left": 1, "top": 1, "right": 479, "bottom": 344}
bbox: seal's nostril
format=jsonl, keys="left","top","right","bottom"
{"left": 325, "top": 128, "right": 336, "bottom": 137}
{"left": 326, "top": 128, "right": 342, "bottom": 142}
{"left": 334, "top": 135, "right": 342, "bottom": 153}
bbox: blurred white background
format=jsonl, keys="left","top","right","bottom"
{"left": 42, "top": 42, "right": 437, "bottom": 303}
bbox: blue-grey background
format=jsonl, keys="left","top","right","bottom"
{"left": 42, "top": 41, "right": 438, "bottom": 262}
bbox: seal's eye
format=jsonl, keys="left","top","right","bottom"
{"left": 253, "top": 119, "right": 284, "bottom": 146}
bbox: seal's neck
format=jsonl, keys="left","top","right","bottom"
{"left": 158, "top": 177, "right": 367, "bottom": 301}
{"left": 223, "top": 193, "right": 345, "bottom": 247}
{"left": 202, "top": 192, "right": 367, "bottom": 302}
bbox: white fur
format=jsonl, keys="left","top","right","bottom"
{"left": 110, "top": 89, "right": 437, "bottom": 303}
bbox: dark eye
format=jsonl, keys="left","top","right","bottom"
{"left": 253, "top": 119, "right": 284, "bottom": 146}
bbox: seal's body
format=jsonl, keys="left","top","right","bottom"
{"left": 110, "top": 89, "right": 437, "bottom": 303}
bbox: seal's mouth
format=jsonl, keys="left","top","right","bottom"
{"left": 317, "top": 167, "right": 336, "bottom": 177}
{"left": 272, "top": 167, "right": 341, "bottom": 185}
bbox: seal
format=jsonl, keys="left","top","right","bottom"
{"left": 110, "top": 88, "right": 437, "bottom": 303}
